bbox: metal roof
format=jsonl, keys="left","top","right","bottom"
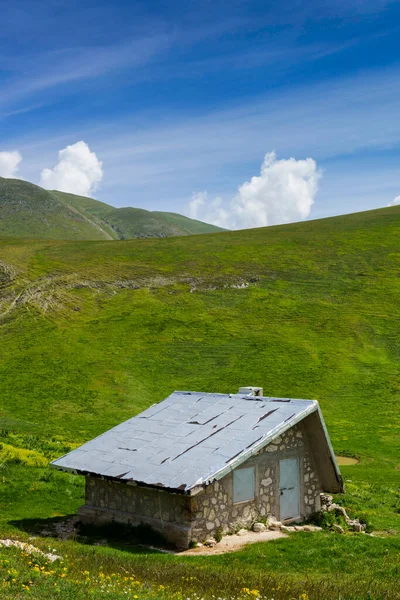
{"left": 51, "top": 391, "right": 334, "bottom": 493}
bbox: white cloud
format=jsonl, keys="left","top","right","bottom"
{"left": 0, "top": 150, "right": 22, "bottom": 178}
{"left": 188, "top": 192, "right": 230, "bottom": 227}
{"left": 187, "top": 152, "right": 321, "bottom": 229}
{"left": 188, "top": 191, "right": 207, "bottom": 219}
{"left": 40, "top": 141, "right": 103, "bottom": 197}
{"left": 387, "top": 195, "right": 400, "bottom": 207}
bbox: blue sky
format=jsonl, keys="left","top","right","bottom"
{"left": 1, "top": 0, "right": 400, "bottom": 227}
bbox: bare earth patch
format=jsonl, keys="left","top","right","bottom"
{"left": 336, "top": 455, "right": 360, "bottom": 466}
{"left": 180, "top": 530, "right": 286, "bottom": 555}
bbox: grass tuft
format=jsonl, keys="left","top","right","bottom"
{"left": 0, "top": 444, "right": 47, "bottom": 468}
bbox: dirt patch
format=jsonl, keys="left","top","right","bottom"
{"left": 336, "top": 455, "right": 359, "bottom": 466}
{"left": 179, "top": 529, "right": 286, "bottom": 556}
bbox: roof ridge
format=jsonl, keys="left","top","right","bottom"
{"left": 51, "top": 391, "right": 342, "bottom": 493}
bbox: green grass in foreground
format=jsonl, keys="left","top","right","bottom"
{"left": 0, "top": 205, "right": 399, "bottom": 598}
{"left": 0, "top": 532, "right": 399, "bottom": 600}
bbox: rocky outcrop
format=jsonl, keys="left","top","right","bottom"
{"left": 320, "top": 494, "right": 366, "bottom": 532}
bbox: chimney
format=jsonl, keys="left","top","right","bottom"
{"left": 238, "top": 386, "right": 263, "bottom": 397}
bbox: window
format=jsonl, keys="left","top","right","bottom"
{"left": 233, "top": 467, "right": 255, "bottom": 503}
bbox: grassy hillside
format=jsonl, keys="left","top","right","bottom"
{"left": 0, "top": 205, "right": 399, "bottom": 598}
{"left": 152, "top": 210, "right": 226, "bottom": 234}
{"left": 0, "top": 178, "right": 111, "bottom": 240}
{"left": 53, "top": 190, "right": 225, "bottom": 239}
{"left": 0, "top": 177, "right": 223, "bottom": 241}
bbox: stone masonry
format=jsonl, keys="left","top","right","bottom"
{"left": 189, "top": 421, "right": 321, "bottom": 542}
{"left": 80, "top": 478, "right": 192, "bottom": 548}
{"left": 78, "top": 420, "right": 322, "bottom": 548}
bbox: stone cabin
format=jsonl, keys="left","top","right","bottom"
{"left": 51, "top": 387, "right": 344, "bottom": 548}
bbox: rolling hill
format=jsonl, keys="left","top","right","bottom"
{"left": 0, "top": 177, "right": 224, "bottom": 240}
{"left": 0, "top": 204, "right": 399, "bottom": 598}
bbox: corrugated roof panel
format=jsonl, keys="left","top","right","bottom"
{"left": 51, "top": 390, "right": 319, "bottom": 492}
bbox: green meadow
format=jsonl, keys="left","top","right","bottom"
{"left": 0, "top": 205, "right": 399, "bottom": 598}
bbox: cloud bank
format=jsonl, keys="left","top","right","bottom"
{"left": 40, "top": 141, "right": 103, "bottom": 197}
{"left": 387, "top": 195, "right": 400, "bottom": 207}
{"left": 0, "top": 150, "right": 22, "bottom": 178}
{"left": 188, "top": 152, "right": 321, "bottom": 229}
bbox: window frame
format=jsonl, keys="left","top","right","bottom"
{"left": 232, "top": 466, "right": 255, "bottom": 505}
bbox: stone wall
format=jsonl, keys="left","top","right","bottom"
{"left": 303, "top": 447, "right": 321, "bottom": 517}
{"left": 189, "top": 422, "right": 322, "bottom": 543}
{"left": 78, "top": 421, "right": 322, "bottom": 548}
{"left": 79, "top": 477, "right": 192, "bottom": 548}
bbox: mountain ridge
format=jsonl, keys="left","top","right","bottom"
{"left": 0, "top": 177, "right": 224, "bottom": 240}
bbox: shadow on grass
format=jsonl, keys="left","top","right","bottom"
{"left": 9, "top": 516, "right": 170, "bottom": 555}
